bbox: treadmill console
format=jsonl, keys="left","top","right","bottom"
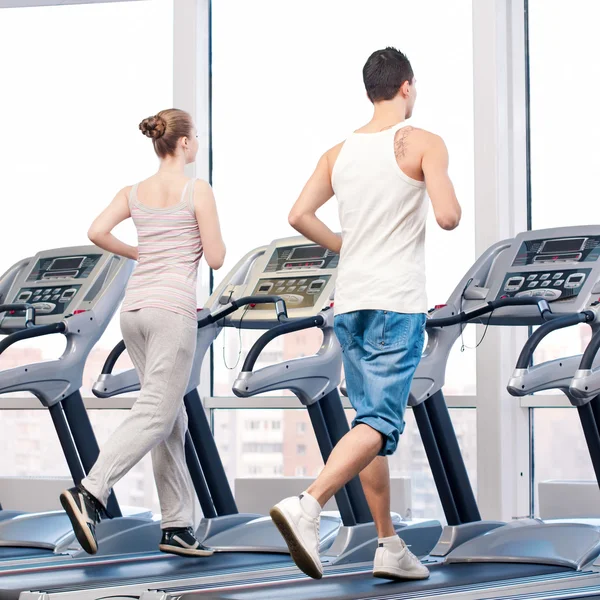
{"left": 217, "top": 237, "right": 338, "bottom": 327}
{"left": 0, "top": 247, "right": 127, "bottom": 330}
{"left": 458, "top": 227, "right": 600, "bottom": 325}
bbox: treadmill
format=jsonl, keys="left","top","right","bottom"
{"left": 9, "top": 235, "right": 440, "bottom": 600}
{"left": 146, "top": 226, "right": 600, "bottom": 600}
{"left": 0, "top": 247, "right": 164, "bottom": 563}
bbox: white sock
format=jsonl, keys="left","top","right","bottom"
{"left": 378, "top": 534, "right": 404, "bottom": 551}
{"left": 299, "top": 491, "right": 321, "bottom": 518}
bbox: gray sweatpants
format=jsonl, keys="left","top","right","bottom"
{"left": 83, "top": 308, "right": 198, "bottom": 529}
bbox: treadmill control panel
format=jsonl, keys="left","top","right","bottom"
{"left": 0, "top": 247, "right": 131, "bottom": 330}
{"left": 250, "top": 275, "right": 332, "bottom": 310}
{"left": 12, "top": 284, "right": 82, "bottom": 315}
{"left": 26, "top": 254, "right": 102, "bottom": 282}
{"left": 454, "top": 228, "right": 600, "bottom": 325}
{"left": 496, "top": 268, "right": 591, "bottom": 302}
{"left": 216, "top": 236, "right": 339, "bottom": 326}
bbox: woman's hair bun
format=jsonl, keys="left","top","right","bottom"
{"left": 139, "top": 115, "right": 167, "bottom": 139}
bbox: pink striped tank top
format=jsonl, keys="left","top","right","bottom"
{"left": 121, "top": 179, "right": 203, "bottom": 321}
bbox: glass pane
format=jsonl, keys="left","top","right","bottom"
{"left": 529, "top": 2, "right": 599, "bottom": 392}
{"left": 211, "top": 0, "right": 475, "bottom": 396}
{"left": 532, "top": 325, "right": 592, "bottom": 394}
{"left": 0, "top": 410, "right": 158, "bottom": 512}
{"left": 529, "top": 0, "right": 600, "bottom": 231}
{"left": 213, "top": 407, "right": 476, "bottom": 522}
{"left": 0, "top": 0, "right": 173, "bottom": 395}
{"left": 533, "top": 408, "right": 595, "bottom": 516}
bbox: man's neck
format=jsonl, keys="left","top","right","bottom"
{"left": 369, "top": 101, "right": 407, "bottom": 131}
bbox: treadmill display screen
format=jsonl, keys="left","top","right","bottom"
{"left": 26, "top": 254, "right": 102, "bottom": 282}
{"left": 264, "top": 244, "right": 339, "bottom": 272}
{"left": 288, "top": 246, "right": 328, "bottom": 261}
{"left": 512, "top": 236, "right": 600, "bottom": 267}
{"left": 539, "top": 238, "right": 586, "bottom": 254}
{"left": 49, "top": 257, "right": 86, "bottom": 271}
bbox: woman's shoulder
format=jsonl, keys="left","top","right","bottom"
{"left": 193, "top": 178, "right": 212, "bottom": 191}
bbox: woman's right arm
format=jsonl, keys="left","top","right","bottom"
{"left": 88, "top": 187, "right": 138, "bottom": 260}
{"left": 194, "top": 180, "right": 226, "bottom": 270}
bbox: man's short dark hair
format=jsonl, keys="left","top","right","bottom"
{"left": 363, "top": 47, "right": 414, "bottom": 103}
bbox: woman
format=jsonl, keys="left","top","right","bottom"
{"left": 60, "top": 108, "right": 225, "bottom": 557}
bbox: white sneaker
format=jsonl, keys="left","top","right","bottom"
{"left": 270, "top": 495, "right": 323, "bottom": 579}
{"left": 373, "top": 539, "right": 430, "bottom": 580}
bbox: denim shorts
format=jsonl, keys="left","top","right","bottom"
{"left": 334, "top": 310, "right": 426, "bottom": 456}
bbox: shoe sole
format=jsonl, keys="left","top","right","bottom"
{"left": 269, "top": 505, "right": 323, "bottom": 580}
{"left": 373, "top": 568, "right": 430, "bottom": 581}
{"left": 159, "top": 544, "right": 214, "bottom": 557}
{"left": 59, "top": 491, "right": 98, "bottom": 555}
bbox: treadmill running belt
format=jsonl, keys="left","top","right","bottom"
{"left": 180, "top": 562, "right": 569, "bottom": 599}
{"left": 0, "top": 547, "right": 52, "bottom": 559}
{"left": 0, "top": 552, "right": 290, "bottom": 600}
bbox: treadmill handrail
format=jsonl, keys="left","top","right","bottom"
{"left": 426, "top": 296, "right": 552, "bottom": 328}
{"left": 0, "top": 321, "right": 66, "bottom": 356}
{"left": 0, "top": 303, "right": 37, "bottom": 328}
{"left": 101, "top": 339, "right": 126, "bottom": 374}
{"left": 579, "top": 327, "right": 600, "bottom": 371}
{"left": 100, "top": 295, "right": 290, "bottom": 375}
{"left": 196, "top": 295, "right": 288, "bottom": 329}
{"left": 515, "top": 311, "right": 595, "bottom": 369}
{"left": 241, "top": 313, "right": 326, "bottom": 373}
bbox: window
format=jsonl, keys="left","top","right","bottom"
{"left": 529, "top": 0, "right": 600, "bottom": 232}
{"left": 528, "top": 0, "right": 600, "bottom": 510}
{"left": 0, "top": 0, "right": 173, "bottom": 395}
{"left": 297, "top": 422, "right": 307, "bottom": 435}
{"left": 242, "top": 443, "right": 283, "bottom": 453}
{"left": 528, "top": 0, "right": 597, "bottom": 380}
{"left": 0, "top": 0, "right": 173, "bottom": 510}
{"left": 0, "top": 410, "right": 158, "bottom": 512}
{"left": 211, "top": 0, "right": 476, "bottom": 397}
{"left": 213, "top": 407, "right": 476, "bottom": 522}
{"left": 533, "top": 408, "right": 595, "bottom": 516}
{"left": 297, "top": 444, "right": 307, "bottom": 456}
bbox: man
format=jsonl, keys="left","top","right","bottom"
{"left": 270, "top": 47, "right": 462, "bottom": 581}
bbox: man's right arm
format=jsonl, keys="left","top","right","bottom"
{"left": 421, "top": 135, "right": 461, "bottom": 231}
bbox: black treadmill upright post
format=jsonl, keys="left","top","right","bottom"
{"left": 184, "top": 388, "right": 238, "bottom": 516}
{"left": 184, "top": 432, "right": 217, "bottom": 518}
{"left": 306, "top": 401, "right": 358, "bottom": 527}
{"left": 412, "top": 401, "right": 461, "bottom": 525}
{"left": 48, "top": 403, "right": 86, "bottom": 487}
{"left": 61, "top": 390, "right": 121, "bottom": 517}
{"left": 582, "top": 395, "right": 600, "bottom": 490}
{"left": 425, "top": 390, "right": 481, "bottom": 523}
{"left": 319, "top": 389, "right": 373, "bottom": 524}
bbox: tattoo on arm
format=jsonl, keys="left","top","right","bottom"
{"left": 394, "top": 126, "right": 413, "bottom": 160}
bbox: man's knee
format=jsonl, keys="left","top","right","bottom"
{"left": 353, "top": 418, "right": 399, "bottom": 455}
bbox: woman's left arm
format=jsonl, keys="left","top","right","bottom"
{"left": 88, "top": 187, "right": 138, "bottom": 261}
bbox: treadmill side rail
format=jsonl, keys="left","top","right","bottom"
{"left": 445, "top": 521, "right": 600, "bottom": 570}
{"left": 322, "top": 519, "right": 443, "bottom": 564}
{"left": 430, "top": 521, "right": 505, "bottom": 557}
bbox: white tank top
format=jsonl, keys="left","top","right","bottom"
{"left": 332, "top": 122, "right": 428, "bottom": 316}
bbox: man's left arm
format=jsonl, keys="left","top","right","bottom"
{"left": 288, "top": 147, "right": 342, "bottom": 254}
